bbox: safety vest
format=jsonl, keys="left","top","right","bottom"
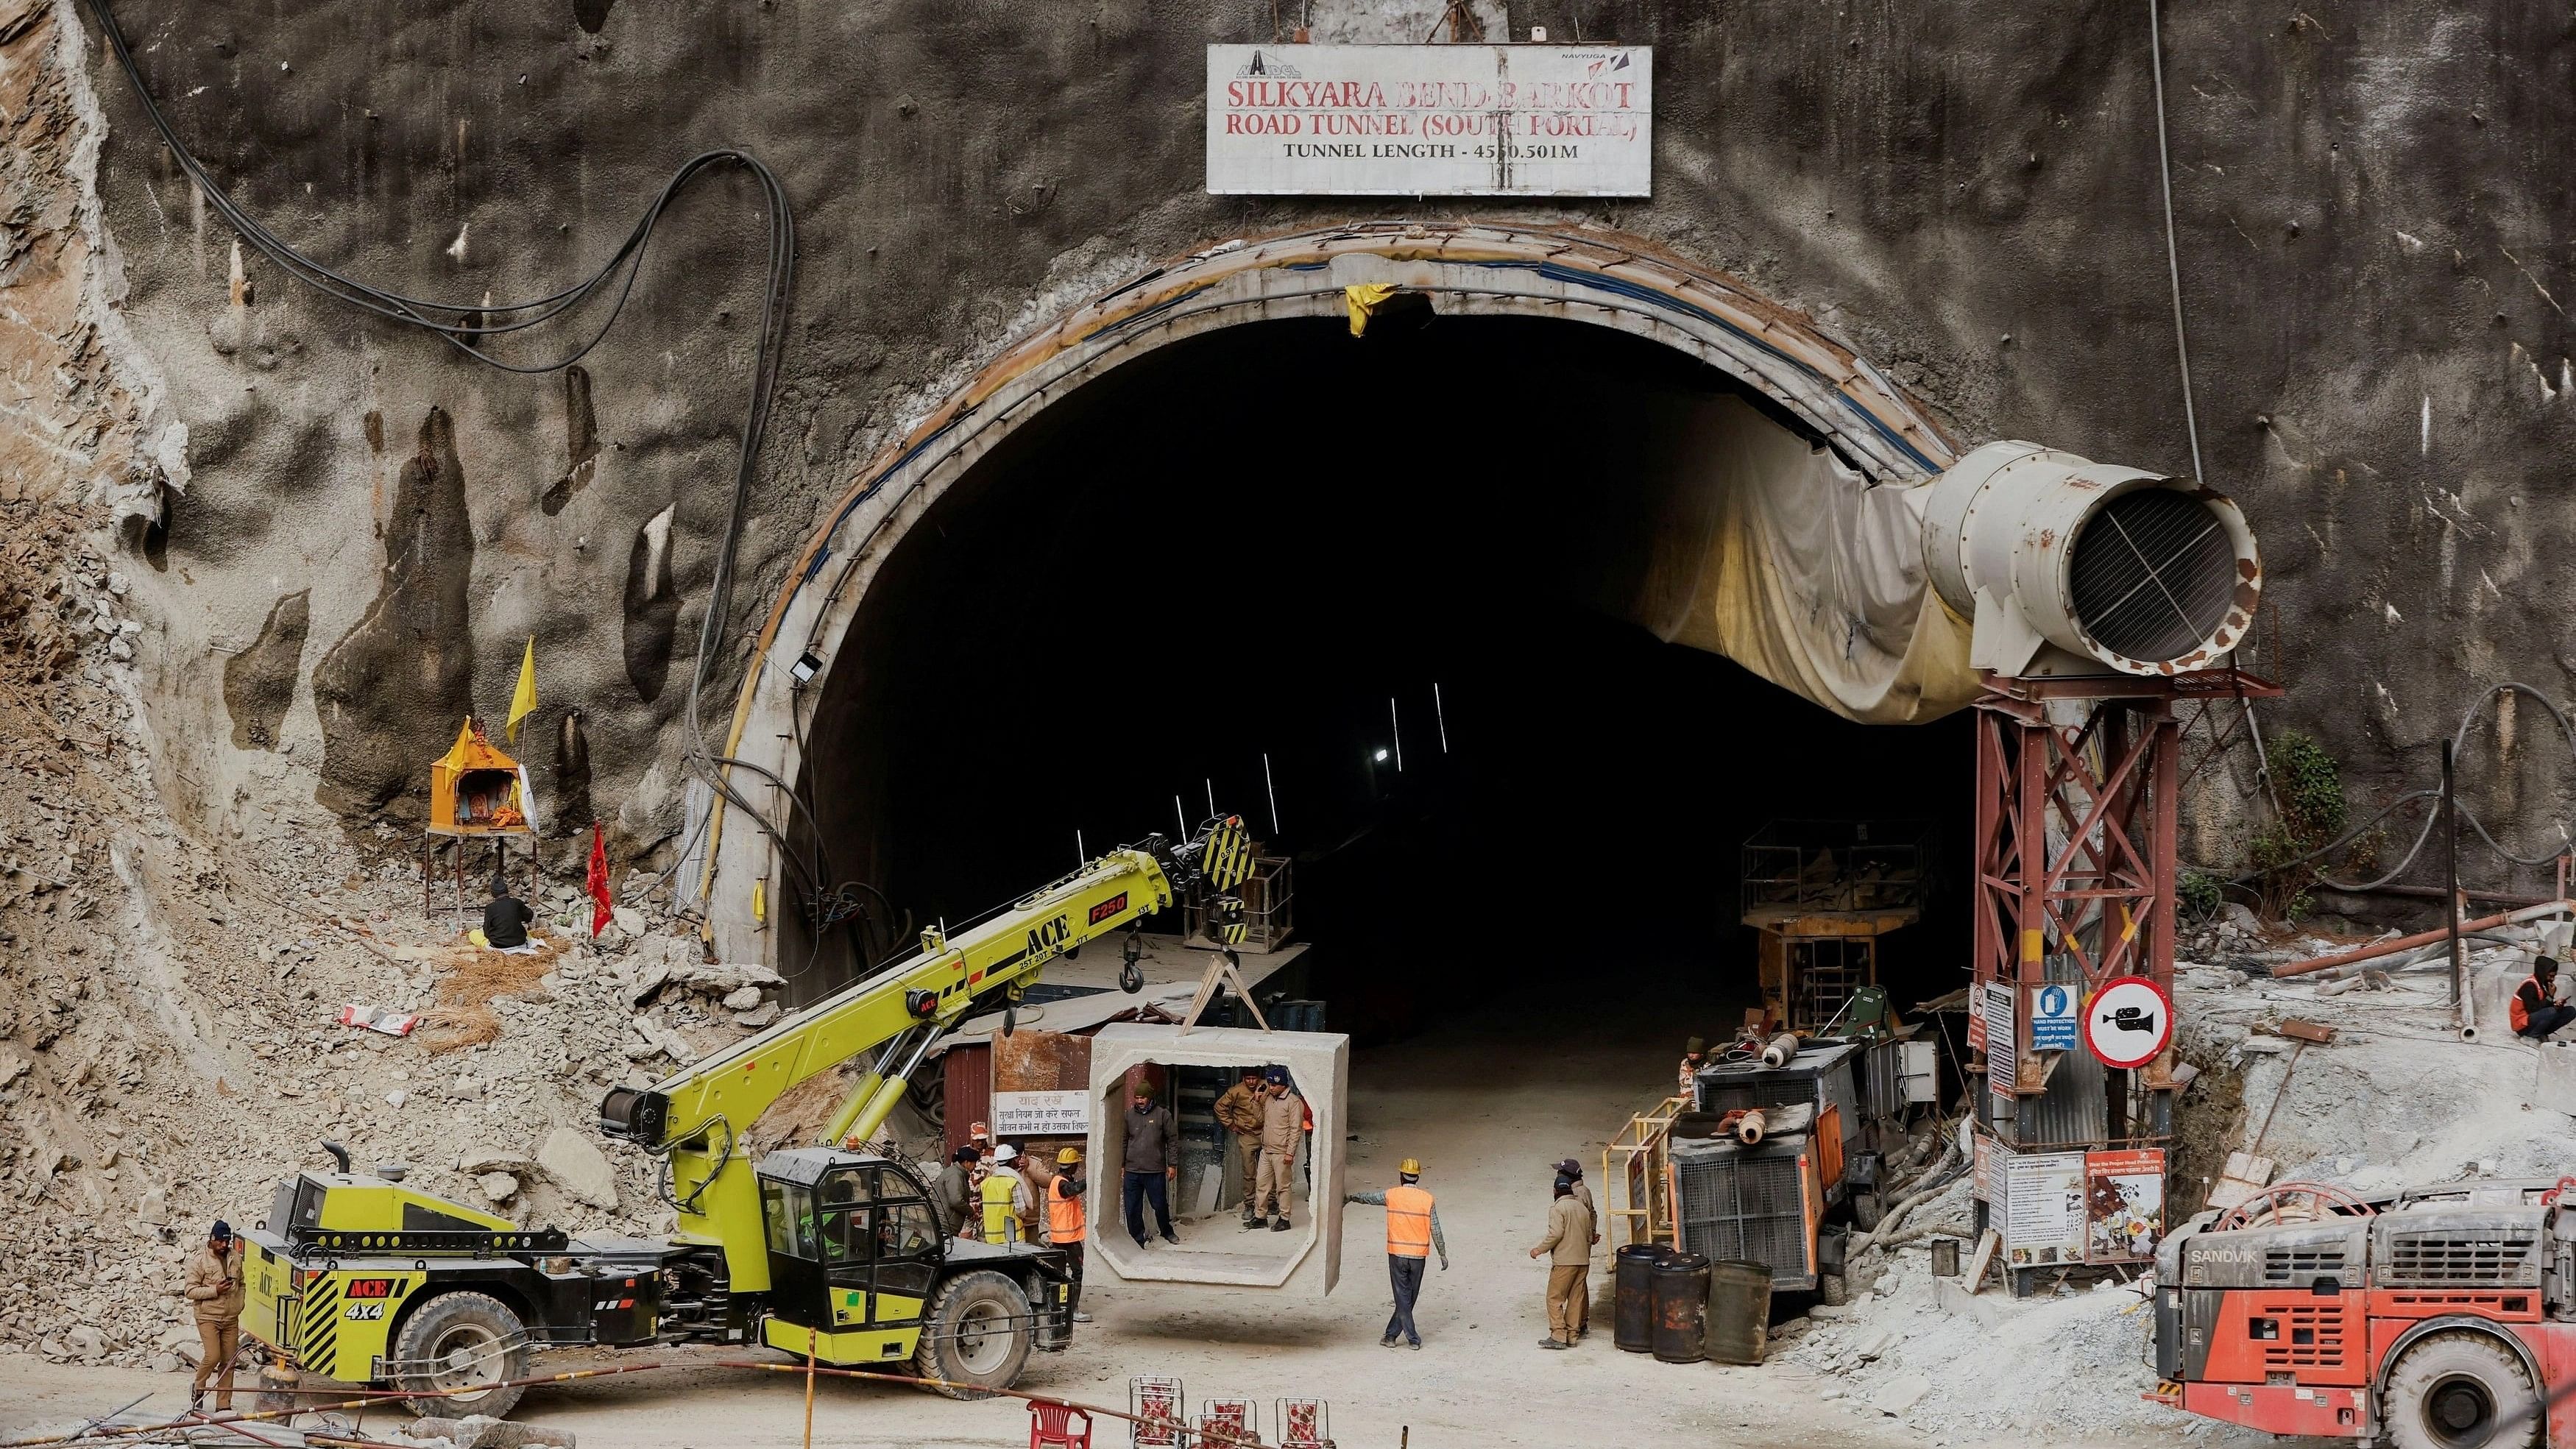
{"left": 980, "top": 1170, "right": 1022, "bottom": 1245}
{"left": 1384, "top": 1183, "right": 1434, "bottom": 1258}
{"left": 1048, "top": 1175, "right": 1086, "bottom": 1244}
{"left": 2515, "top": 976, "right": 2544, "bottom": 1034}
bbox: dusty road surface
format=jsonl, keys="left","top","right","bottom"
{"left": 1, "top": 986, "right": 1934, "bottom": 1449}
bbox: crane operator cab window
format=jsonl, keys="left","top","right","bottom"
{"left": 757, "top": 1150, "right": 942, "bottom": 1337}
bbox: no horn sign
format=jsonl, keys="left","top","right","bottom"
{"left": 2084, "top": 976, "right": 2173, "bottom": 1069}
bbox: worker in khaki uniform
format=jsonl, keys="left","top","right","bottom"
{"left": 1345, "top": 1158, "right": 1448, "bottom": 1349}
{"left": 183, "top": 1219, "right": 245, "bottom": 1409}
{"left": 1527, "top": 1180, "right": 1593, "bottom": 1349}
{"left": 1253, "top": 1067, "right": 1304, "bottom": 1231}
{"left": 1553, "top": 1159, "right": 1600, "bottom": 1341}
{"left": 1047, "top": 1147, "right": 1092, "bottom": 1324}
{"left": 1215, "top": 1066, "right": 1267, "bottom": 1228}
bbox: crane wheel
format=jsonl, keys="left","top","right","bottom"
{"left": 389, "top": 1291, "right": 531, "bottom": 1420}
{"left": 912, "top": 1270, "right": 1033, "bottom": 1400}
{"left": 2384, "top": 1331, "right": 2541, "bottom": 1449}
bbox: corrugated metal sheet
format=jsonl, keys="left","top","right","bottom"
{"left": 2009, "top": 1039, "right": 2109, "bottom": 1148}
{"left": 943, "top": 1041, "right": 990, "bottom": 1156}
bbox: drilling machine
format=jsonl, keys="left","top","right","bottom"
{"left": 2154, "top": 1177, "right": 2576, "bottom": 1449}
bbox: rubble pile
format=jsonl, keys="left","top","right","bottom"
{"left": 1774, "top": 925, "right": 2576, "bottom": 1445}
{"left": 0, "top": 525, "right": 803, "bottom": 1374}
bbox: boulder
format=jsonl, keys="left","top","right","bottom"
{"left": 456, "top": 1144, "right": 530, "bottom": 1176}
{"left": 721, "top": 985, "right": 763, "bottom": 1012}
{"left": 1869, "top": 1372, "right": 1931, "bottom": 1415}
{"left": 537, "top": 1127, "right": 618, "bottom": 1209}
{"left": 477, "top": 1172, "right": 520, "bottom": 1205}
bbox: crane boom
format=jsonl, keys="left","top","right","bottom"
{"left": 598, "top": 818, "right": 1251, "bottom": 1292}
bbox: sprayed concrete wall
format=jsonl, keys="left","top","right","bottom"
{"left": 16, "top": 0, "right": 2576, "bottom": 890}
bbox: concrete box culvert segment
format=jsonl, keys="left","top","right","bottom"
{"left": 1084, "top": 1024, "right": 1348, "bottom": 1294}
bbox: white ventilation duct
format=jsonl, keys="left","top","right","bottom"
{"left": 1920, "top": 441, "right": 2262, "bottom": 679}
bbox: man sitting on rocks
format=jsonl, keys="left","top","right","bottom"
{"left": 2514, "top": 954, "right": 2576, "bottom": 1041}
{"left": 470, "top": 869, "right": 534, "bottom": 951}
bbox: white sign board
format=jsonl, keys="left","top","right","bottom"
{"left": 991, "top": 1089, "right": 1089, "bottom": 1137}
{"left": 1984, "top": 980, "right": 2017, "bottom": 1110}
{"left": 2084, "top": 975, "right": 2173, "bottom": 1069}
{"left": 2000, "top": 1150, "right": 2087, "bottom": 1269}
{"left": 1206, "top": 44, "right": 1652, "bottom": 196}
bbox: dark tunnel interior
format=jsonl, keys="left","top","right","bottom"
{"left": 784, "top": 313, "right": 1972, "bottom": 1044}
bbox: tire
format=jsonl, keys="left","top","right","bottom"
{"left": 1851, "top": 1192, "right": 1884, "bottom": 1232}
{"left": 912, "top": 1269, "right": 1033, "bottom": 1400}
{"left": 389, "top": 1291, "right": 530, "bottom": 1420}
{"left": 2384, "top": 1331, "right": 2541, "bottom": 1449}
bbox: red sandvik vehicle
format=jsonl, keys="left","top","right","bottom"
{"left": 2154, "top": 1179, "right": 2576, "bottom": 1449}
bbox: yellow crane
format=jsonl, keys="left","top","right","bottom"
{"left": 236, "top": 818, "right": 1255, "bottom": 1417}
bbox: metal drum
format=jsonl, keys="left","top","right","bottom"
{"left": 1614, "top": 1244, "right": 1669, "bottom": 1353}
{"left": 1707, "top": 1258, "right": 1772, "bottom": 1365}
{"left": 1651, "top": 1252, "right": 1713, "bottom": 1364}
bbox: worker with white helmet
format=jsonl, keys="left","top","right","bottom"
{"left": 980, "top": 1143, "right": 1032, "bottom": 1245}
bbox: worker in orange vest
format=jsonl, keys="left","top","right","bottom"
{"left": 1047, "top": 1146, "right": 1092, "bottom": 1324}
{"left": 2515, "top": 954, "right": 2576, "bottom": 1040}
{"left": 1345, "top": 1158, "right": 1447, "bottom": 1350}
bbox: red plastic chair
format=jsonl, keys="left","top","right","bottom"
{"left": 1029, "top": 1401, "right": 1092, "bottom": 1449}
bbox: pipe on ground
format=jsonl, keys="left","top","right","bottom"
{"left": 2273, "top": 901, "right": 2575, "bottom": 978}
{"left": 1761, "top": 1032, "right": 1800, "bottom": 1069}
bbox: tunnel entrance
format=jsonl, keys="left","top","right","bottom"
{"left": 782, "top": 312, "right": 1970, "bottom": 1042}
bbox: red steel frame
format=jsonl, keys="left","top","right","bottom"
{"left": 1971, "top": 668, "right": 2282, "bottom": 1097}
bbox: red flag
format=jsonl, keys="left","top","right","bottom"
{"left": 587, "top": 822, "right": 614, "bottom": 937}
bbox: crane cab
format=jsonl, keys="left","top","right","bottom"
{"left": 755, "top": 1149, "right": 948, "bottom": 1356}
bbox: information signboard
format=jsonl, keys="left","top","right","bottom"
{"left": 2084, "top": 1148, "right": 2167, "bottom": 1263}
{"left": 1206, "top": 44, "right": 1652, "bottom": 196}
{"left": 2000, "top": 1150, "right": 2088, "bottom": 1269}
{"left": 991, "top": 1089, "right": 1089, "bottom": 1137}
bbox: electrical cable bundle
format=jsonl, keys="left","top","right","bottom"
{"left": 81, "top": 0, "right": 872, "bottom": 956}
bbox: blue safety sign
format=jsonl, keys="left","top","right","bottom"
{"left": 2029, "top": 982, "right": 2080, "bottom": 1052}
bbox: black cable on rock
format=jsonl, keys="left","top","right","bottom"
{"left": 2190, "top": 682, "right": 2576, "bottom": 896}
{"left": 82, "top": 0, "right": 829, "bottom": 904}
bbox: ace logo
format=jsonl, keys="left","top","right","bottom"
{"left": 1025, "top": 915, "right": 1070, "bottom": 959}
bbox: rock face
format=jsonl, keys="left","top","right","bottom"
{"left": 53, "top": 0, "right": 2576, "bottom": 913}
{"left": 537, "top": 1127, "right": 620, "bottom": 1211}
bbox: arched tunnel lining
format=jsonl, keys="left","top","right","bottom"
{"left": 785, "top": 314, "right": 1970, "bottom": 1036}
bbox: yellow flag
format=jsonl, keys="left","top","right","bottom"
{"left": 506, "top": 636, "right": 538, "bottom": 744}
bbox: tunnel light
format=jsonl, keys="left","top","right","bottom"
{"left": 1373, "top": 748, "right": 1389, "bottom": 762}
{"left": 788, "top": 651, "right": 824, "bottom": 687}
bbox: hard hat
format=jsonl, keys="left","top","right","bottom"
{"left": 1057, "top": 1147, "right": 1083, "bottom": 1165}
{"left": 1398, "top": 1158, "right": 1422, "bottom": 1177}
{"left": 993, "top": 1144, "right": 1019, "bottom": 1163}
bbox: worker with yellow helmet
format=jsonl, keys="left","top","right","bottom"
{"left": 1344, "top": 1156, "right": 1447, "bottom": 1349}
{"left": 1046, "top": 1146, "right": 1092, "bottom": 1324}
